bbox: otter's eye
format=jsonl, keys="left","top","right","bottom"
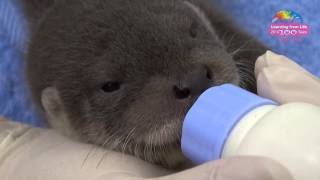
{"left": 102, "top": 81, "right": 121, "bottom": 92}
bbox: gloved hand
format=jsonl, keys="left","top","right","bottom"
{"left": 255, "top": 51, "right": 320, "bottom": 106}
{"left": 0, "top": 118, "right": 292, "bottom": 180}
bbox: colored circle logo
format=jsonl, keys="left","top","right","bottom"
{"left": 272, "top": 10, "right": 303, "bottom": 23}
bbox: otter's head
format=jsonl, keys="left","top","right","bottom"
{"left": 26, "top": 0, "right": 266, "bottom": 168}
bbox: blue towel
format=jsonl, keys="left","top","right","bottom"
{"left": 0, "top": 0, "right": 319, "bottom": 126}
{"left": 0, "top": 0, "right": 44, "bottom": 126}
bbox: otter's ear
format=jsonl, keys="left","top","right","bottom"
{"left": 41, "top": 87, "right": 74, "bottom": 136}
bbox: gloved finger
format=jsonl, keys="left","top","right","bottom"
{"left": 256, "top": 62, "right": 320, "bottom": 106}
{"left": 255, "top": 51, "right": 318, "bottom": 82}
{"left": 151, "top": 156, "right": 293, "bottom": 180}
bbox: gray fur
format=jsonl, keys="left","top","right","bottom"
{"left": 23, "top": 0, "right": 267, "bottom": 168}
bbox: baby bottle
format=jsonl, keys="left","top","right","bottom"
{"left": 181, "top": 84, "right": 320, "bottom": 180}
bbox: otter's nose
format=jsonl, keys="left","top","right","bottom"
{"left": 173, "top": 66, "right": 213, "bottom": 99}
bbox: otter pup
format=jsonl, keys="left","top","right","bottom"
{"left": 23, "top": 0, "right": 267, "bottom": 168}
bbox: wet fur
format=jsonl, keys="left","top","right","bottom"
{"left": 22, "top": 0, "right": 267, "bottom": 168}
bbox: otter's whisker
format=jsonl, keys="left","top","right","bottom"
{"left": 226, "top": 33, "right": 238, "bottom": 49}
{"left": 121, "top": 127, "right": 136, "bottom": 154}
{"left": 229, "top": 39, "right": 256, "bottom": 56}
{"left": 96, "top": 131, "right": 121, "bottom": 168}
{"left": 81, "top": 144, "right": 96, "bottom": 168}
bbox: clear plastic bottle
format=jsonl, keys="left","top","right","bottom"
{"left": 182, "top": 84, "right": 320, "bottom": 180}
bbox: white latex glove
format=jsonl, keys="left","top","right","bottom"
{"left": 255, "top": 50, "right": 320, "bottom": 106}
{"left": 0, "top": 118, "right": 292, "bottom": 180}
